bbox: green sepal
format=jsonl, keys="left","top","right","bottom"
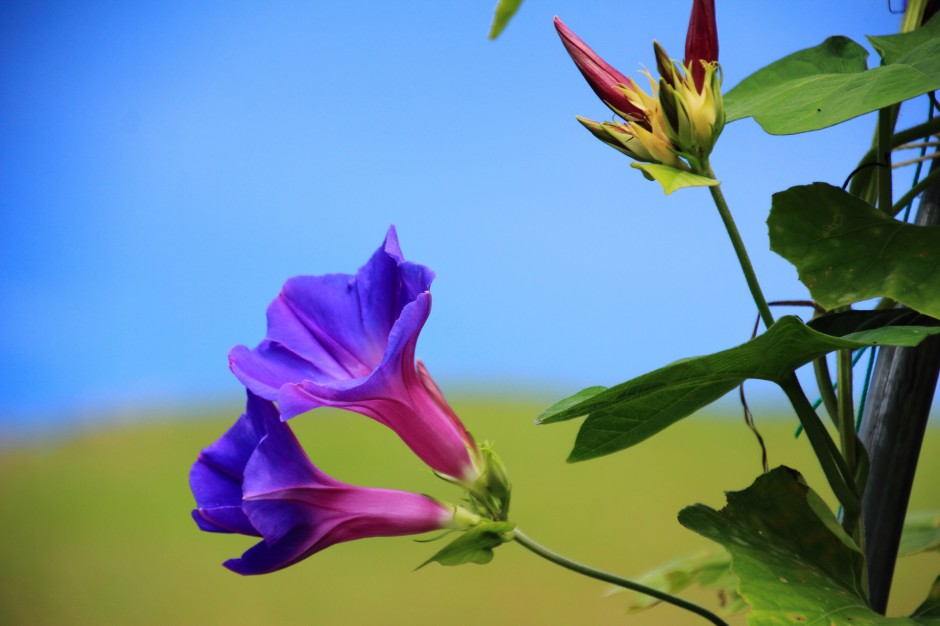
{"left": 653, "top": 41, "right": 679, "bottom": 88}
{"left": 417, "top": 521, "right": 515, "bottom": 568}
{"left": 576, "top": 117, "right": 636, "bottom": 159}
{"left": 468, "top": 443, "right": 512, "bottom": 522}
{"left": 629, "top": 163, "right": 719, "bottom": 195}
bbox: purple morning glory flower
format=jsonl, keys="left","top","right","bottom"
{"left": 190, "top": 391, "right": 459, "bottom": 575}
{"left": 228, "top": 226, "right": 481, "bottom": 483}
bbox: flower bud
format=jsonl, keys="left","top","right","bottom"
{"left": 455, "top": 442, "right": 513, "bottom": 522}
{"left": 554, "top": 17, "right": 643, "bottom": 120}
{"left": 576, "top": 116, "right": 635, "bottom": 158}
{"left": 684, "top": 0, "right": 718, "bottom": 92}
{"left": 657, "top": 46, "right": 725, "bottom": 169}
{"left": 654, "top": 41, "right": 679, "bottom": 89}
{"left": 556, "top": 4, "right": 722, "bottom": 178}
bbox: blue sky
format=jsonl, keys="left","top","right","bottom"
{"left": 0, "top": 1, "right": 916, "bottom": 430}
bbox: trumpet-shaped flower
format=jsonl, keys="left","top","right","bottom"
{"left": 228, "top": 226, "right": 481, "bottom": 484}
{"left": 190, "top": 392, "right": 476, "bottom": 575}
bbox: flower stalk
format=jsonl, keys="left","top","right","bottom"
{"left": 703, "top": 163, "right": 862, "bottom": 524}
{"left": 512, "top": 528, "right": 730, "bottom": 626}
{"left": 703, "top": 163, "right": 775, "bottom": 329}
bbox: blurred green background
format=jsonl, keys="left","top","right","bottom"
{"left": 2, "top": 399, "right": 937, "bottom": 625}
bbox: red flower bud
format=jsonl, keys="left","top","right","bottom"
{"left": 683, "top": 0, "right": 718, "bottom": 92}
{"left": 554, "top": 16, "right": 643, "bottom": 119}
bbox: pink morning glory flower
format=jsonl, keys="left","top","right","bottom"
{"left": 190, "top": 392, "right": 470, "bottom": 575}
{"left": 228, "top": 227, "right": 481, "bottom": 484}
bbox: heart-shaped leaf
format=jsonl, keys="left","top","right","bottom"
{"left": 725, "top": 15, "right": 940, "bottom": 134}
{"left": 770, "top": 183, "right": 940, "bottom": 318}
{"left": 680, "top": 467, "right": 940, "bottom": 625}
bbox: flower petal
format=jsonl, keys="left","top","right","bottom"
{"left": 229, "top": 226, "right": 434, "bottom": 416}
{"left": 189, "top": 392, "right": 276, "bottom": 536}
{"left": 223, "top": 505, "right": 324, "bottom": 575}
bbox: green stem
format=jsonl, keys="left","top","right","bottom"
{"left": 891, "top": 165, "right": 940, "bottom": 216}
{"left": 838, "top": 349, "right": 867, "bottom": 540}
{"left": 837, "top": 349, "right": 857, "bottom": 474}
{"left": 780, "top": 375, "right": 861, "bottom": 520}
{"left": 852, "top": 116, "right": 940, "bottom": 200}
{"left": 878, "top": 108, "right": 894, "bottom": 213}
{"left": 813, "top": 356, "right": 840, "bottom": 428}
{"left": 704, "top": 163, "right": 775, "bottom": 329}
{"left": 512, "top": 528, "right": 730, "bottom": 626}
{"left": 856, "top": 116, "right": 940, "bottom": 168}
{"left": 901, "top": 0, "right": 929, "bottom": 32}
{"left": 700, "top": 164, "right": 863, "bottom": 532}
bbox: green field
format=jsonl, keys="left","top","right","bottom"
{"left": 1, "top": 398, "right": 937, "bottom": 625}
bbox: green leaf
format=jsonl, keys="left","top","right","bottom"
{"left": 679, "top": 467, "right": 938, "bottom": 625}
{"left": 845, "top": 326, "right": 940, "bottom": 346}
{"left": 725, "top": 15, "right": 940, "bottom": 134}
{"left": 769, "top": 183, "right": 940, "bottom": 318}
{"left": 809, "top": 309, "right": 938, "bottom": 339}
{"left": 487, "top": 0, "right": 523, "bottom": 40}
{"left": 538, "top": 316, "right": 940, "bottom": 462}
{"left": 537, "top": 386, "right": 607, "bottom": 424}
{"left": 899, "top": 512, "right": 940, "bottom": 557}
{"left": 417, "top": 522, "right": 515, "bottom": 568}
{"left": 868, "top": 14, "right": 940, "bottom": 65}
{"left": 625, "top": 551, "right": 745, "bottom": 615}
{"left": 629, "top": 163, "right": 719, "bottom": 195}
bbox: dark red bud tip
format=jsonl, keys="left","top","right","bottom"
{"left": 683, "top": 0, "right": 718, "bottom": 91}
{"left": 554, "top": 16, "right": 643, "bottom": 118}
